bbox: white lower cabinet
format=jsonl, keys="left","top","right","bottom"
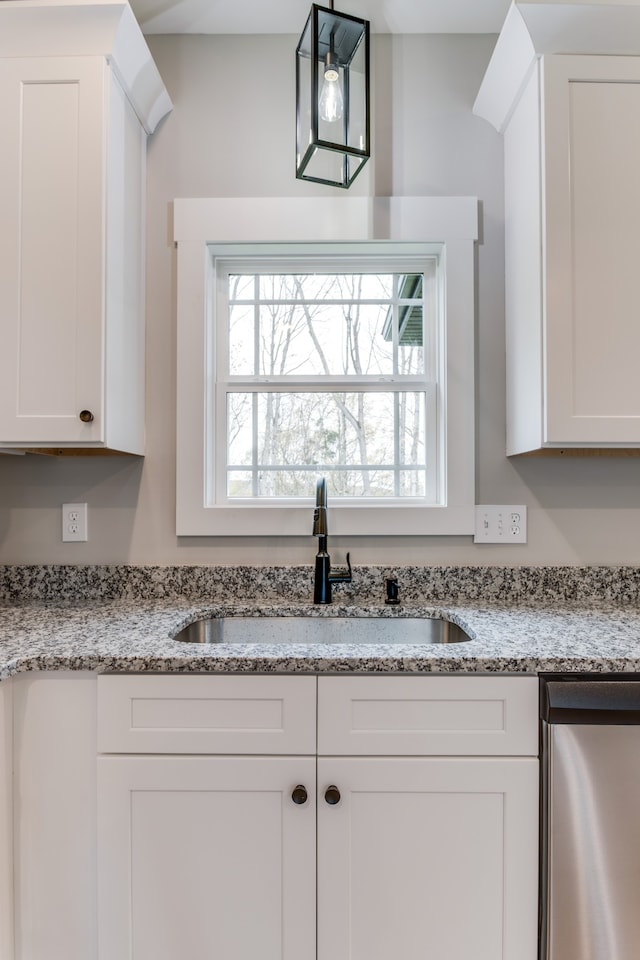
{"left": 317, "top": 757, "right": 538, "bottom": 960}
{"left": 96, "top": 673, "right": 539, "bottom": 960}
{"left": 97, "top": 756, "right": 316, "bottom": 960}
{"left": 0, "top": 681, "right": 13, "bottom": 960}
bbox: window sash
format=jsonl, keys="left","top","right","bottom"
{"left": 213, "top": 381, "right": 438, "bottom": 505}
{"left": 217, "top": 256, "right": 438, "bottom": 382}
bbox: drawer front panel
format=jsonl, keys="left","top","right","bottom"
{"left": 98, "top": 675, "right": 317, "bottom": 755}
{"left": 318, "top": 676, "right": 538, "bottom": 756}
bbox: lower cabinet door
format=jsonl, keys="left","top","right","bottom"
{"left": 97, "top": 756, "right": 316, "bottom": 960}
{"left": 317, "top": 756, "right": 539, "bottom": 960}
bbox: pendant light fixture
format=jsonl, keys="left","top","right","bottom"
{"left": 295, "top": 1, "right": 370, "bottom": 189}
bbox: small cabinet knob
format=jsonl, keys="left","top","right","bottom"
{"left": 324, "top": 785, "right": 341, "bottom": 805}
{"left": 291, "top": 784, "right": 308, "bottom": 805}
{"left": 79, "top": 410, "right": 94, "bottom": 423}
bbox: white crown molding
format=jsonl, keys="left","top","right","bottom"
{"left": 0, "top": 0, "right": 171, "bottom": 133}
{"left": 474, "top": 0, "right": 640, "bottom": 132}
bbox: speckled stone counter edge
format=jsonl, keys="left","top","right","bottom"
{"left": 2, "top": 564, "right": 640, "bottom": 605}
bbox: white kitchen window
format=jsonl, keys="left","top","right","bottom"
{"left": 175, "top": 197, "right": 477, "bottom": 536}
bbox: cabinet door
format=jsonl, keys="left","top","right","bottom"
{"left": 0, "top": 56, "right": 104, "bottom": 444}
{"left": 317, "top": 757, "right": 538, "bottom": 960}
{"left": 98, "top": 756, "right": 316, "bottom": 960}
{"left": 544, "top": 54, "right": 640, "bottom": 444}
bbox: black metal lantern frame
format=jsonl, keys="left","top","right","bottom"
{"left": 296, "top": 2, "right": 370, "bottom": 189}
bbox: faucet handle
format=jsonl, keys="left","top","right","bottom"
{"left": 329, "top": 551, "right": 352, "bottom": 585}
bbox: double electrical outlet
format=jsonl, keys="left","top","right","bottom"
{"left": 62, "top": 503, "right": 88, "bottom": 542}
{"left": 474, "top": 505, "right": 527, "bottom": 544}
{"left": 60, "top": 501, "right": 523, "bottom": 545}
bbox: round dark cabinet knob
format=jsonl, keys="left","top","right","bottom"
{"left": 291, "top": 785, "right": 308, "bottom": 805}
{"left": 79, "top": 410, "right": 94, "bottom": 423}
{"left": 324, "top": 785, "right": 341, "bottom": 805}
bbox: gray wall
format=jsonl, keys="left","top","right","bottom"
{"left": 2, "top": 33, "right": 640, "bottom": 566}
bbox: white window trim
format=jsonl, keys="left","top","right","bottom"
{"left": 175, "top": 196, "right": 478, "bottom": 536}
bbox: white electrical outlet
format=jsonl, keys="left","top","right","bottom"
{"left": 474, "top": 505, "right": 527, "bottom": 544}
{"left": 62, "top": 502, "right": 88, "bottom": 542}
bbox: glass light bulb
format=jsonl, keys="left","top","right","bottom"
{"left": 319, "top": 69, "right": 343, "bottom": 123}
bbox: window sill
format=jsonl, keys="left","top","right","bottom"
{"left": 176, "top": 504, "right": 475, "bottom": 538}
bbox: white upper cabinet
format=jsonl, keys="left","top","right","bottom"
{"left": 0, "top": 1, "right": 171, "bottom": 454}
{"left": 475, "top": 1, "right": 640, "bottom": 454}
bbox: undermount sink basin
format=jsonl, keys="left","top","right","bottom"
{"left": 173, "top": 616, "right": 471, "bottom": 645}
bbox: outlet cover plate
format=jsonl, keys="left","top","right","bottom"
{"left": 62, "top": 502, "right": 88, "bottom": 542}
{"left": 474, "top": 505, "right": 527, "bottom": 544}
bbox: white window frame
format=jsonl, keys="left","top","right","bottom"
{"left": 175, "top": 196, "right": 477, "bottom": 536}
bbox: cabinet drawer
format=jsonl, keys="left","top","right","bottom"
{"left": 318, "top": 676, "right": 538, "bottom": 756}
{"left": 97, "top": 675, "right": 317, "bottom": 755}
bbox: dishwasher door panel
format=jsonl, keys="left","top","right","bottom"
{"left": 546, "top": 722, "right": 640, "bottom": 960}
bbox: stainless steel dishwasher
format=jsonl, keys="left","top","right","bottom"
{"left": 540, "top": 675, "right": 640, "bottom": 960}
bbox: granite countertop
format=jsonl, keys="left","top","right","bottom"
{"left": 2, "top": 564, "right": 640, "bottom": 679}
{"left": 2, "top": 596, "right": 640, "bottom": 679}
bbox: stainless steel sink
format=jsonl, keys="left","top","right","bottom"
{"left": 173, "top": 616, "right": 471, "bottom": 645}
